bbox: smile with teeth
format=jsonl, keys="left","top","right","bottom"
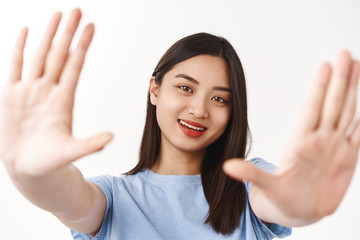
{"left": 179, "top": 120, "right": 206, "bottom": 132}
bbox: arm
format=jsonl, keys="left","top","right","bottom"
{"left": 7, "top": 164, "right": 106, "bottom": 234}
{"left": 0, "top": 9, "right": 112, "bottom": 234}
{"left": 223, "top": 51, "right": 360, "bottom": 227}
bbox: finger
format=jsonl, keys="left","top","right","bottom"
{"left": 60, "top": 23, "right": 94, "bottom": 95}
{"left": 8, "top": 27, "right": 28, "bottom": 84}
{"left": 320, "top": 50, "right": 352, "bottom": 129}
{"left": 44, "top": 8, "right": 82, "bottom": 83}
{"left": 297, "top": 62, "right": 331, "bottom": 132}
{"left": 338, "top": 61, "right": 360, "bottom": 132}
{"left": 28, "top": 12, "right": 62, "bottom": 80}
{"left": 64, "top": 132, "right": 113, "bottom": 163}
{"left": 350, "top": 117, "right": 360, "bottom": 146}
{"left": 223, "top": 159, "right": 274, "bottom": 190}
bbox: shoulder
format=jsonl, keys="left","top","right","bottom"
{"left": 243, "top": 158, "right": 276, "bottom": 194}
{"left": 85, "top": 170, "right": 150, "bottom": 195}
{"left": 247, "top": 157, "right": 276, "bottom": 173}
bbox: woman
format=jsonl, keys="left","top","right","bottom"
{"left": 1, "top": 8, "right": 359, "bottom": 240}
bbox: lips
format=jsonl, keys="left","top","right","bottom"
{"left": 178, "top": 119, "right": 207, "bottom": 138}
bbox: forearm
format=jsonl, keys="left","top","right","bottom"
{"left": 5, "top": 162, "right": 105, "bottom": 233}
{"left": 249, "top": 185, "right": 320, "bottom": 227}
{"left": 6, "top": 163, "right": 92, "bottom": 221}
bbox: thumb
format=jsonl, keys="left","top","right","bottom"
{"left": 64, "top": 132, "right": 114, "bottom": 163}
{"left": 223, "top": 158, "right": 274, "bottom": 189}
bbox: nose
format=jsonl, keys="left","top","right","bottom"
{"left": 188, "top": 96, "right": 209, "bottom": 119}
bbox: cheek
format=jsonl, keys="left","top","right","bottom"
{"left": 156, "top": 92, "right": 185, "bottom": 121}
{"left": 159, "top": 92, "right": 182, "bottom": 111}
{"left": 212, "top": 108, "right": 231, "bottom": 131}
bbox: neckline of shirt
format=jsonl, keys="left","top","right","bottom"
{"left": 141, "top": 168, "right": 202, "bottom": 184}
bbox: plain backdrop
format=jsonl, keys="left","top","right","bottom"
{"left": 0, "top": 0, "right": 359, "bottom": 239}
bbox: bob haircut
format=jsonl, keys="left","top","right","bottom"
{"left": 127, "top": 32, "right": 251, "bottom": 235}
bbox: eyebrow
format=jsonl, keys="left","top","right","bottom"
{"left": 175, "top": 74, "right": 232, "bottom": 93}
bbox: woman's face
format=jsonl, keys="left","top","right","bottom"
{"left": 150, "top": 54, "right": 232, "bottom": 154}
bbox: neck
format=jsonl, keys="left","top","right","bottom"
{"left": 151, "top": 141, "right": 206, "bottom": 175}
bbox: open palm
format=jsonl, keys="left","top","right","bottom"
{"left": 0, "top": 9, "right": 112, "bottom": 177}
{"left": 224, "top": 51, "right": 360, "bottom": 225}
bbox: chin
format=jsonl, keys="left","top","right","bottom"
{"left": 174, "top": 141, "right": 209, "bottom": 154}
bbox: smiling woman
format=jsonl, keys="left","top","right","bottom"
{"left": 132, "top": 39, "right": 249, "bottom": 235}
{"left": 127, "top": 35, "right": 258, "bottom": 236}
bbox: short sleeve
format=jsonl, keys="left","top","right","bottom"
{"left": 70, "top": 175, "right": 114, "bottom": 240}
{"left": 245, "top": 158, "right": 292, "bottom": 239}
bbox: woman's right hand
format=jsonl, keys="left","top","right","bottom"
{"left": 0, "top": 9, "right": 113, "bottom": 177}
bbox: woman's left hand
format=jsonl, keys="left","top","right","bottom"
{"left": 223, "top": 50, "right": 360, "bottom": 226}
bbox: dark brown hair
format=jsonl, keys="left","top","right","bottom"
{"left": 126, "top": 32, "right": 251, "bottom": 235}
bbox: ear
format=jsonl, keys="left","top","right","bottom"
{"left": 149, "top": 76, "right": 159, "bottom": 105}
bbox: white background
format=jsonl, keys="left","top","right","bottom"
{"left": 0, "top": 0, "right": 359, "bottom": 239}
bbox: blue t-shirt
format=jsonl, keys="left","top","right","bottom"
{"left": 71, "top": 158, "right": 291, "bottom": 239}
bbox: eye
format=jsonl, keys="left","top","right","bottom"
{"left": 179, "top": 85, "right": 193, "bottom": 93}
{"left": 211, "top": 96, "right": 227, "bottom": 104}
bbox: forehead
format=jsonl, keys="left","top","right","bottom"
{"left": 166, "top": 55, "right": 230, "bottom": 87}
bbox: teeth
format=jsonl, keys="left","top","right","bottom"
{"left": 179, "top": 120, "right": 205, "bottom": 131}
